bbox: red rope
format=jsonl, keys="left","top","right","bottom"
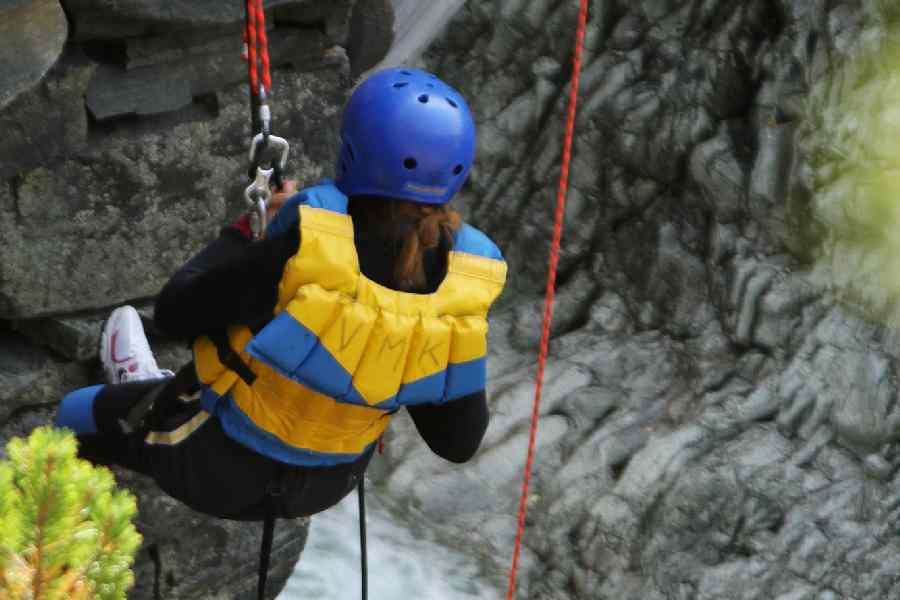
{"left": 505, "top": 1, "right": 590, "bottom": 599}
{"left": 255, "top": 0, "right": 272, "bottom": 94}
{"left": 244, "top": 0, "right": 272, "bottom": 96}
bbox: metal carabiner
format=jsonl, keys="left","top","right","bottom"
{"left": 244, "top": 166, "right": 274, "bottom": 240}
{"left": 248, "top": 132, "right": 290, "bottom": 173}
{"left": 241, "top": 85, "right": 290, "bottom": 240}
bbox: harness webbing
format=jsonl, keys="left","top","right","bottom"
{"left": 358, "top": 477, "right": 369, "bottom": 600}
{"left": 258, "top": 510, "right": 276, "bottom": 600}
{"left": 210, "top": 332, "right": 258, "bottom": 386}
{"left": 505, "top": 1, "right": 590, "bottom": 598}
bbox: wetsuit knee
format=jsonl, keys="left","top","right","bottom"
{"left": 55, "top": 385, "right": 105, "bottom": 434}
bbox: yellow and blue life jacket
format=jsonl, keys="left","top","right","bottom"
{"left": 193, "top": 183, "right": 507, "bottom": 467}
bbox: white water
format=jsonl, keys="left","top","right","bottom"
{"left": 377, "top": 0, "right": 466, "bottom": 70}
{"left": 278, "top": 485, "right": 503, "bottom": 600}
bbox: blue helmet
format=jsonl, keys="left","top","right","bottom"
{"left": 335, "top": 67, "right": 476, "bottom": 205}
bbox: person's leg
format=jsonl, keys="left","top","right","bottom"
{"left": 57, "top": 380, "right": 371, "bottom": 520}
{"left": 55, "top": 303, "right": 177, "bottom": 469}
{"left": 141, "top": 407, "right": 279, "bottom": 519}
{"left": 55, "top": 384, "right": 105, "bottom": 435}
{"left": 55, "top": 379, "right": 171, "bottom": 472}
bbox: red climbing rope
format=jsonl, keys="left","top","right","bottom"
{"left": 244, "top": 0, "right": 272, "bottom": 96}
{"left": 506, "top": 1, "right": 590, "bottom": 598}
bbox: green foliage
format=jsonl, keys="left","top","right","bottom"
{"left": 797, "top": 10, "right": 900, "bottom": 324}
{"left": 0, "top": 427, "right": 141, "bottom": 600}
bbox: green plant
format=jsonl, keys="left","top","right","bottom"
{"left": 0, "top": 427, "right": 141, "bottom": 599}
{"left": 795, "top": 11, "right": 900, "bottom": 324}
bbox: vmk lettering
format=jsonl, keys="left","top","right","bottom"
{"left": 419, "top": 337, "right": 443, "bottom": 370}
{"left": 378, "top": 335, "right": 406, "bottom": 372}
{"left": 339, "top": 317, "right": 364, "bottom": 352}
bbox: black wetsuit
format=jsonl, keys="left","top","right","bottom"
{"left": 77, "top": 201, "right": 490, "bottom": 521}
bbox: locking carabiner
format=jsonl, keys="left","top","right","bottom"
{"left": 242, "top": 85, "right": 290, "bottom": 240}
{"left": 244, "top": 166, "right": 274, "bottom": 240}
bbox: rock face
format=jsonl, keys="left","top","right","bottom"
{"left": 0, "top": 62, "right": 347, "bottom": 320}
{"left": 0, "top": 0, "right": 68, "bottom": 111}
{"left": 367, "top": 2, "right": 900, "bottom": 599}
{"left": 0, "top": 1, "right": 352, "bottom": 320}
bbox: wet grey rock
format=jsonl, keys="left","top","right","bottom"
{"left": 0, "top": 55, "right": 93, "bottom": 180}
{"left": 63, "top": 0, "right": 302, "bottom": 40}
{"left": 0, "top": 331, "right": 73, "bottom": 422}
{"left": 275, "top": 1, "right": 354, "bottom": 46}
{"left": 86, "top": 29, "right": 335, "bottom": 121}
{"left": 690, "top": 124, "right": 747, "bottom": 222}
{"left": 123, "top": 25, "right": 244, "bottom": 70}
{"left": 363, "top": 1, "right": 900, "bottom": 599}
{"left": 749, "top": 120, "right": 797, "bottom": 232}
{"left": 0, "top": 61, "right": 348, "bottom": 320}
{"left": 12, "top": 313, "right": 105, "bottom": 362}
{"left": 347, "top": 0, "right": 395, "bottom": 77}
{"left": 0, "top": 0, "right": 68, "bottom": 111}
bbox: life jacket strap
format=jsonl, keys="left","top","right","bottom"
{"left": 120, "top": 365, "right": 200, "bottom": 433}
{"left": 210, "top": 331, "right": 258, "bottom": 387}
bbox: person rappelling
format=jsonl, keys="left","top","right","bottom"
{"left": 52, "top": 64, "right": 507, "bottom": 597}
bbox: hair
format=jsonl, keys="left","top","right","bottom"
{"left": 350, "top": 199, "right": 461, "bottom": 291}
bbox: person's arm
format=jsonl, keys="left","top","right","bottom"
{"left": 154, "top": 183, "right": 301, "bottom": 339}
{"left": 406, "top": 391, "right": 489, "bottom": 463}
{"left": 154, "top": 226, "right": 298, "bottom": 339}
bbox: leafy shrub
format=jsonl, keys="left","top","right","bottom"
{"left": 0, "top": 427, "right": 141, "bottom": 599}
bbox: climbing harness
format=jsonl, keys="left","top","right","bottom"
{"left": 242, "top": 0, "right": 290, "bottom": 240}
{"left": 506, "top": 1, "right": 590, "bottom": 599}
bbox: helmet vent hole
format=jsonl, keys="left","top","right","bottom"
{"left": 401, "top": 70, "right": 412, "bottom": 75}
{"left": 453, "top": 164, "right": 464, "bottom": 175}
{"left": 446, "top": 98, "right": 458, "bottom": 108}
{"left": 393, "top": 82, "right": 408, "bottom": 88}
{"left": 418, "top": 94, "right": 429, "bottom": 103}
{"left": 403, "top": 158, "right": 418, "bottom": 169}
{"left": 427, "top": 83, "right": 434, "bottom": 88}
{"left": 347, "top": 144, "right": 355, "bottom": 162}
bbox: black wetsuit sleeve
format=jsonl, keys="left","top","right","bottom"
{"left": 406, "top": 390, "right": 489, "bottom": 463}
{"left": 154, "top": 226, "right": 299, "bottom": 339}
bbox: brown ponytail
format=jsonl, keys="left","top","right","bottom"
{"left": 392, "top": 202, "right": 461, "bottom": 290}
{"left": 349, "top": 198, "right": 461, "bottom": 291}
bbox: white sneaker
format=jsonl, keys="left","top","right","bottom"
{"left": 100, "top": 305, "right": 174, "bottom": 384}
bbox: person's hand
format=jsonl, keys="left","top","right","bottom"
{"left": 267, "top": 180, "right": 299, "bottom": 221}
